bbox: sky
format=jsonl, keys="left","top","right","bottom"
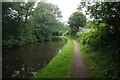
{"left": 39, "top": 0, "right": 81, "bottom": 23}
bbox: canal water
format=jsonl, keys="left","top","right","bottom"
{"left": 2, "top": 39, "right": 66, "bottom": 78}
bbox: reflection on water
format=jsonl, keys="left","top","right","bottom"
{"left": 2, "top": 40, "right": 66, "bottom": 78}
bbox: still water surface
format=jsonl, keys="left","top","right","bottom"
{"left": 2, "top": 40, "right": 66, "bottom": 78}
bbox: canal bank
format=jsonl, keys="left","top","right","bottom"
{"left": 35, "top": 37, "right": 74, "bottom": 78}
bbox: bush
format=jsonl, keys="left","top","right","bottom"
{"left": 77, "top": 21, "right": 120, "bottom": 78}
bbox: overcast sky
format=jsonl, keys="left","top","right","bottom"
{"left": 46, "top": 0, "right": 81, "bottom": 22}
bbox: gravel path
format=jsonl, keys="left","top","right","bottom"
{"left": 72, "top": 40, "right": 90, "bottom": 78}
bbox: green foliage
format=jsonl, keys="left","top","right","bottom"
{"left": 2, "top": 2, "right": 68, "bottom": 48}
{"left": 85, "top": 21, "right": 95, "bottom": 28}
{"left": 2, "top": 2, "right": 36, "bottom": 48}
{"left": 77, "top": 22, "right": 114, "bottom": 49}
{"left": 2, "top": 2, "right": 35, "bottom": 37}
{"left": 77, "top": 1, "right": 120, "bottom": 54}
{"left": 77, "top": 21, "right": 120, "bottom": 79}
{"left": 68, "top": 11, "right": 86, "bottom": 35}
{"left": 79, "top": 42, "right": 120, "bottom": 79}
{"left": 76, "top": 2, "right": 120, "bottom": 79}
{"left": 89, "top": 2, "right": 120, "bottom": 29}
{"left": 78, "top": 2, "right": 120, "bottom": 31}
{"left": 29, "top": 2, "right": 66, "bottom": 41}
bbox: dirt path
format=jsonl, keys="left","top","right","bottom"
{"left": 72, "top": 40, "right": 90, "bottom": 78}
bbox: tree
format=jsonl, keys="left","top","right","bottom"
{"left": 31, "top": 2, "right": 62, "bottom": 41}
{"left": 2, "top": 2, "right": 36, "bottom": 48}
{"left": 68, "top": 11, "right": 86, "bottom": 35}
{"left": 78, "top": 2, "right": 120, "bottom": 32}
{"left": 2, "top": 2, "right": 35, "bottom": 37}
{"left": 2, "top": 2, "right": 66, "bottom": 48}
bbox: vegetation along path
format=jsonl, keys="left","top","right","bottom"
{"left": 72, "top": 40, "right": 90, "bottom": 78}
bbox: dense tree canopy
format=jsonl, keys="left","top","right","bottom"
{"left": 2, "top": 2, "right": 35, "bottom": 37}
{"left": 78, "top": 2, "right": 120, "bottom": 31}
{"left": 31, "top": 2, "right": 64, "bottom": 40}
{"left": 2, "top": 2, "right": 68, "bottom": 48}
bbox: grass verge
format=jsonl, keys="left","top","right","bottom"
{"left": 34, "top": 37, "right": 74, "bottom": 78}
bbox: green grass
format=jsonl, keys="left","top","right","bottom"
{"left": 35, "top": 37, "right": 74, "bottom": 78}
{"left": 78, "top": 43, "right": 120, "bottom": 79}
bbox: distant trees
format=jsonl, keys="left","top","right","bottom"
{"left": 68, "top": 11, "right": 86, "bottom": 35}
